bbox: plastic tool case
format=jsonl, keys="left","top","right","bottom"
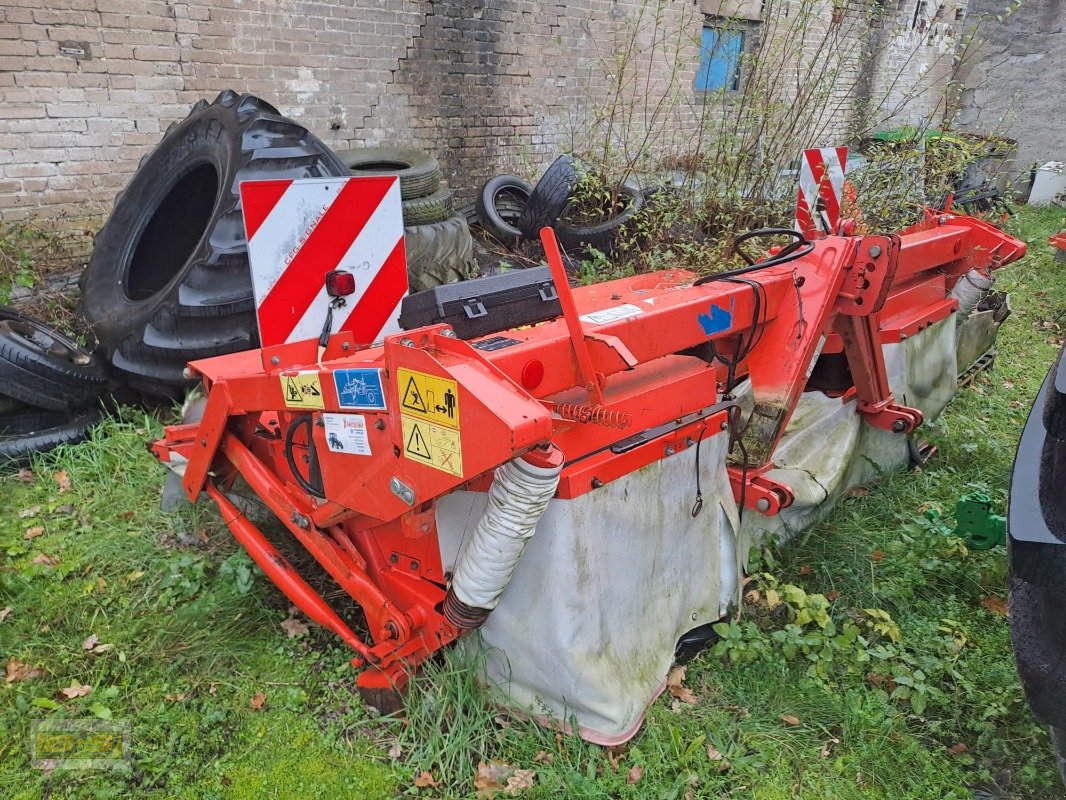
{"left": 398, "top": 266, "right": 561, "bottom": 340}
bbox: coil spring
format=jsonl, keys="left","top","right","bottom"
{"left": 555, "top": 403, "right": 631, "bottom": 429}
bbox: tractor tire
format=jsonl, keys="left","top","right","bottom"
{"left": 78, "top": 90, "right": 348, "bottom": 397}
{"left": 0, "top": 407, "right": 103, "bottom": 467}
{"left": 475, "top": 175, "right": 532, "bottom": 244}
{"left": 404, "top": 216, "right": 476, "bottom": 292}
{"left": 0, "top": 309, "right": 108, "bottom": 412}
{"left": 556, "top": 185, "right": 645, "bottom": 258}
{"left": 337, "top": 146, "right": 441, "bottom": 199}
{"left": 517, "top": 155, "right": 583, "bottom": 239}
{"left": 402, "top": 185, "right": 455, "bottom": 227}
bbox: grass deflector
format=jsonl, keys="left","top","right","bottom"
{"left": 150, "top": 211, "right": 1025, "bottom": 742}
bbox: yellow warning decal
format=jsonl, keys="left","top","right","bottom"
{"left": 401, "top": 414, "right": 463, "bottom": 477}
{"left": 396, "top": 367, "right": 459, "bottom": 429}
{"left": 280, "top": 371, "right": 324, "bottom": 409}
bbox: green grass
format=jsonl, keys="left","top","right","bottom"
{"left": 1, "top": 205, "right": 1064, "bottom": 798}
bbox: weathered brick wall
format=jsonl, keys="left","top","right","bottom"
{"left": 0, "top": 0, "right": 965, "bottom": 225}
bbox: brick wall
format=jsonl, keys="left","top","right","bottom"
{"left": 0, "top": 0, "right": 965, "bottom": 226}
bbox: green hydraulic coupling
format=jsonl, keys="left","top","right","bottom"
{"left": 924, "top": 492, "right": 1006, "bottom": 550}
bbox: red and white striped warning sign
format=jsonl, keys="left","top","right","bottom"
{"left": 240, "top": 176, "right": 407, "bottom": 347}
{"left": 795, "top": 147, "right": 848, "bottom": 237}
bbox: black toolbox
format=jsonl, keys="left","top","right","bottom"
{"left": 398, "top": 266, "right": 561, "bottom": 340}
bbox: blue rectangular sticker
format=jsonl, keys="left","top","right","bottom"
{"left": 333, "top": 368, "right": 386, "bottom": 410}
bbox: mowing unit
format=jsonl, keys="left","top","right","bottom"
{"left": 152, "top": 199, "right": 1024, "bottom": 743}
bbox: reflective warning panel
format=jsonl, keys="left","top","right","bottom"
{"left": 400, "top": 415, "right": 462, "bottom": 476}
{"left": 396, "top": 368, "right": 459, "bottom": 429}
{"left": 280, "top": 371, "right": 324, "bottom": 409}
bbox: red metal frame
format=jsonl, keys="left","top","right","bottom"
{"left": 151, "top": 210, "right": 1026, "bottom": 697}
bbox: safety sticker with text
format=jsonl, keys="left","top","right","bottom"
{"left": 396, "top": 368, "right": 459, "bottom": 428}
{"left": 280, "top": 371, "right": 324, "bottom": 409}
{"left": 401, "top": 415, "right": 462, "bottom": 476}
{"left": 579, "top": 303, "right": 643, "bottom": 325}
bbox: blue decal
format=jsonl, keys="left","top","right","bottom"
{"left": 333, "top": 368, "right": 386, "bottom": 410}
{"left": 698, "top": 301, "right": 733, "bottom": 336}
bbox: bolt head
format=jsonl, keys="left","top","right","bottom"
{"left": 892, "top": 419, "right": 907, "bottom": 432}
{"left": 869, "top": 245, "right": 882, "bottom": 258}
{"left": 342, "top": 341, "right": 351, "bottom": 351}
{"left": 271, "top": 355, "right": 280, "bottom": 365}
{"left": 755, "top": 497, "right": 771, "bottom": 512}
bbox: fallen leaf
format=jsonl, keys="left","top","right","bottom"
{"left": 666, "top": 664, "right": 698, "bottom": 703}
{"left": 59, "top": 682, "right": 92, "bottom": 699}
{"left": 866, "top": 672, "right": 886, "bottom": 687}
{"left": 54, "top": 504, "right": 76, "bottom": 515}
{"left": 82, "top": 635, "right": 100, "bottom": 650}
{"left": 387, "top": 741, "right": 402, "bottom": 759}
{"left": 706, "top": 743, "right": 732, "bottom": 770}
{"left": 844, "top": 485, "right": 869, "bottom": 498}
{"left": 947, "top": 742, "right": 969, "bottom": 756}
{"left": 475, "top": 760, "right": 510, "bottom": 795}
{"left": 506, "top": 769, "right": 535, "bottom": 793}
{"left": 23, "top": 526, "right": 44, "bottom": 540}
{"left": 249, "top": 691, "right": 266, "bottom": 710}
{"left": 725, "top": 704, "right": 750, "bottom": 718}
{"left": 54, "top": 470, "right": 71, "bottom": 492}
{"left": 826, "top": 590, "right": 841, "bottom": 602}
{"left": 799, "top": 564, "right": 811, "bottom": 575}
{"left": 870, "top": 550, "right": 885, "bottom": 562}
{"left": 414, "top": 771, "right": 440, "bottom": 789}
{"left": 780, "top": 714, "right": 802, "bottom": 726}
{"left": 197, "top": 528, "right": 209, "bottom": 544}
{"left": 16, "top": 468, "right": 34, "bottom": 483}
{"left": 1002, "top": 380, "right": 1014, "bottom": 390}
{"left": 606, "top": 746, "right": 623, "bottom": 770}
{"left": 626, "top": 764, "right": 644, "bottom": 785}
{"left": 32, "top": 553, "right": 59, "bottom": 567}
{"left": 532, "top": 750, "right": 553, "bottom": 765}
{"left": 19, "top": 505, "right": 41, "bottom": 519}
{"left": 820, "top": 737, "right": 840, "bottom": 758}
{"left": 0, "top": 607, "right": 11, "bottom": 622}
{"left": 280, "top": 615, "right": 310, "bottom": 638}
{"left": 164, "top": 692, "right": 186, "bottom": 702}
{"left": 981, "top": 596, "right": 1008, "bottom": 617}
{"left": 5, "top": 657, "right": 44, "bottom": 683}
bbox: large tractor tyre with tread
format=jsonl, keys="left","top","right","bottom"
{"left": 476, "top": 175, "right": 532, "bottom": 245}
{"left": 0, "top": 309, "right": 108, "bottom": 412}
{"left": 402, "top": 185, "right": 455, "bottom": 227}
{"left": 337, "top": 147, "right": 441, "bottom": 199}
{"left": 517, "top": 155, "right": 583, "bottom": 239}
{"left": 404, "top": 216, "right": 476, "bottom": 292}
{"left": 556, "top": 185, "right": 645, "bottom": 258}
{"left": 0, "top": 407, "right": 104, "bottom": 467}
{"left": 79, "top": 90, "right": 348, "bottom": 396}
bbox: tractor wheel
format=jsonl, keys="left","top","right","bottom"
{"left": 0, "top": 309, "right": 107, "bottom": 412}
{"left": 337, "top": 146, "right": 441, "bottom": 199}
{"left": 78, "top": 90, "right": 348, "bottom": 396}
{"left": 517, "top": 155, "right": 583, "bottom": 239}
{"left": 0, "top": 407, "right": 103, "bottom": 467}
{"left": 402, "top": 185, "right": 455, "bottom": 227}
{"left": 475, "top": 175, "right": 532, "bottom": 245}
{"left": 403, "top": 216, "right": 476, "bottom": 292}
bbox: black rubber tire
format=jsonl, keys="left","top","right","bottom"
{"left": 475, "top": 175, "right": 532, "bottom": 244}
{"left": 404, "top": 216, "right": 477, "bottom": 292}
{"left": 402, "top": 185, "right": 455, "bottom": 227}
{"left": 517, "top": 155, "right": 583, "bottom": 239}
{"left": 556, "top": 185, "right": 646, "bottom": 258}
{"left": 0, "top": 309, "right": 108, "bottom": 412}
{"left": 0, "top": 407, "right": 103, "bottom": 467}
{"left": 78, "top": 90, "right": 349, "bottom": 397}
{"left": 337, "top": 146, "right": 441, "bottom": 199}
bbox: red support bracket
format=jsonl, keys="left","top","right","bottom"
{"left": 728, "top": 463, "right": 795, "bottom": 516}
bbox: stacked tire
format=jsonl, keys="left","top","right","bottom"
{"left": 79, "top": 90, "right": 351, "bottom": 397}
{"left": 336, "top": 147, "right": 477, "bottom": 292}
{"left": 0, "top": 308, "right": 107, "bottom": 466}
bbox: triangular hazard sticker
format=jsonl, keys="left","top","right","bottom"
{"left": 405, "top": 422, "right": 432, "bottom": 460}
{"left": 402, "top": 376, "right": 428, "bottom": 413}
{"left": 285, "top": 377, "right": 301, "bottom": 401}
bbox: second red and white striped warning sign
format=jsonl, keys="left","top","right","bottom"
{"left": 240, "top": 176, "right": 407, "bottom": 348}
{"left": 795, "top": 147, "right": 848, "bottom": 237}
